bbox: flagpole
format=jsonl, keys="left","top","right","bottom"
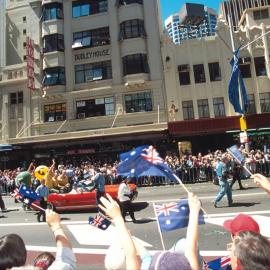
{"left": 172, "top": 173, "right": 209, "bottom": 217}
{"left": 228, "top": 15, "right": 249, "bottom": 151}
{"left": 152, "top": 203, "right": 165, "bottom": 251}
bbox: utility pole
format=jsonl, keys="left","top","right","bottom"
{"left": 228, "top": 16, "right": 249, "bottom": 151}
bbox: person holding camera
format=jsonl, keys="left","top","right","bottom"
{"left": 117, "top": 178, "right": 138, "bottom": 223}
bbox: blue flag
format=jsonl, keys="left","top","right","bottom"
{"left": 19, "top": 184, "right": 41, "bottom": 201}
{"left": 154, "top": 199, "right": 205, "bottom": 232}
{"left": 228, "top": 48, "right": 249, "bottom": 114}
{"left": 89, "top": 214, "right": 111, "bottom": 230}
{"left": 206, "top": 256, "right": 231, "bottom": 270}
{"left": 227, "top": 145, "right": 245, "bottom": 164}
{"left": 117, "top": 145, "right": 179, "bottom": 183}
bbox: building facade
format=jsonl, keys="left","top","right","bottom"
{"left": 0, "top": 0, "right": 168, "bottom": 167}
{"left": 162, "top": 4, "right": 270, "bottom": 151}
{"left": 164, "top": 3, "right": 217, "bottom": 45}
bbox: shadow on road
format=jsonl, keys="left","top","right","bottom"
{"left": 230, "top": 202, "right": 260, "bottom": 207}
{"left": 133, "top": 202, "right": 149, "bottom": 212}
{"left": 135, "top": 218, "right": 155, "bottom": 224}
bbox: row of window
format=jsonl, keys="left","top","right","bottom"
{"left": 43, "top": 54, "right": 149, "bottom": 86}
{"left": 178, "top": 57, "right": 267, "bottom": 86}
{"left": 43, "top": 20, "right": 146, "bottom": 53}
{"left": 42, "top": 0, "right": 143, "bottom": 21}
{"left": 182, "top": 93, "right": 270, "bottom": 120}
{"left": 7, "top": 92, "right": 270, "bottom": 122}
{"left": 43, "top": 91, "right": 151, "bottom": 122}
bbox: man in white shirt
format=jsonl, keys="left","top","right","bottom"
{"left": 117, "top": 178, "right": 137, "bottom": 223}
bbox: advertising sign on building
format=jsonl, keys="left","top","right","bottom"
{"left": 26, "top": 37, "right": 35, "bottom": 91}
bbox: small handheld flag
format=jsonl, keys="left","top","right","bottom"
{"left": 227, "top": 145, "right": 252, "bottom": 176}
{"left": 19, "top": 184, "right": 41, "bottom": 202}
{"left": 206, "top": 256, "right": 231, "bottom": 270}
{"left": 154, "top": 199, "right": 205, "bottom": 232}
{"left": 89, "top": 214, "right": 111, "bottom": 230}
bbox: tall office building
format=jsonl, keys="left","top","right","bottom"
{"left": 164, "top": 3, "right": 217, "bottom": 44}
{"left": 220, "top": 0, "right": 270, "bottom": 27}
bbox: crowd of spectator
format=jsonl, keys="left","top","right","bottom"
{"left": 0, "top": 146, "right": 270, "bottom": 194}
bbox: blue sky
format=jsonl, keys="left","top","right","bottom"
{"left": 160, "top": 0, "right": 222, "bottom": 23}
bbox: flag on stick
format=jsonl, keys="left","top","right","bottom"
{"left": 154, "top": 199, "right": 205, "bottom": 232}
{"left": 89, "top": 214, "right": 111, "bottom": 230}
{"left": 228, "top": 48, "right": 249, "bottom": 114}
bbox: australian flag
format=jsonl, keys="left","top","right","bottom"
{"left": 117, "top": 145, "right": 179, "bottom": 183}
{"left": 89, "top": 214, "right": 111, "bottom": 231}
{"left": 206, "top": 256, "right": 231, "bottom": 270}
{"left": 228, "top": 48, "right": 249, "bottom": 114}
{"left": 227, "top": 145, "right": 245, "bottom": 164}
{"left": 18, "top": 184, "right": 41, "bottom": 205}
{"left": 154, "top": 199, "right": 205, "bottom": 232}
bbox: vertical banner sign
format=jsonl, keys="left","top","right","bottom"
{"left": 26, "top": 37, "right": 35, "bottom": 91}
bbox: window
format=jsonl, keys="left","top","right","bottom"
{"left": 42, "top": 3, "right": 63, "bottom": 21}
{"left": 254, "top": 56, "right": 267, "bottom": 76}
{"left": 193, "top": 64, "right": 206, "bottom": 83}
{"left": 213, "top": 97, "right": 225, "bottom": 117}
{"left": 123, "top": 54, "right": 149, "bottom": 75}
{"left": 197, "top": 99, "right": 210, "bottom": 118}
{"left": 73, "top": 27, "right": 110, "bottom": 49}
{"left": 239, "top": 62, "right": 251, "bottom": 78}
{"left": 118, "top": 0, "right": 143, "bottom": 5}
{"left": 208, "top": 62, "right": 221, "bottom": 81}
{"left": 182, "top": 100, "right": 194, "bottom": 120}
{"left": 125, "top": 91, "right": 152, "bottom": 113}
{"left": 23, "top": 29, "right": 26, "bottom": 35}
{"left": 178, "top": 65, "right": 190, "bottom": 85}
{"left": 44, "top": 103, "right": 66, "bottom": 122}
{"left": 43, "top": 67, "right": 65, "bottom": 86}
{"left": 10, "top": 92, "right": 23, "bottom": 119}
{"left": 119, "top": 19, "right": 146, "bottom": 40}
{"left": 76, "top": 97, "right": 114, "bottom": 118}
{"left": 75, "top": 61, "right": 112, "bottom": 84}
{"left": 72, "top": 0, "right": 108, "bottom": 18}
{"left": 260, "top": 92, "right": 270, "bottom": 113}
{"left": 246, "top": 94, "right": 256, "bottom": 114}
{"left": 253, "top": 9, "right": 269, "bottom": 20}
{"left": 23, "top": 16, "right": 26, "bottom": 22}
{"left": 10, "top": 92, "right": 23, "bottom": 105}
{"left": 43, "top": 34, "right": 64, "bottom": 53}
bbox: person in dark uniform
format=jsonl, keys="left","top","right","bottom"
{"left": 230, "top": 161, "right": 245, "bottom": 190}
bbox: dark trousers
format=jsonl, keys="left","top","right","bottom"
{"left": 0, "top": 194, "right": 5, "bottom": 211}
{"left": 120, "top": 200, "right": 136, "bottom": 221}
{"left": 230, "top": 174, "right": 243, "bottom": 189}
{"left": 37, "top": 198, "right": 47, "bottom": 222}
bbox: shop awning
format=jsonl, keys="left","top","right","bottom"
{"left": 0, "top": 144, "right": 13, "bottom": 152}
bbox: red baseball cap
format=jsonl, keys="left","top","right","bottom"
{"left": 223, "top": 214, "right": 260, "bottom": 235}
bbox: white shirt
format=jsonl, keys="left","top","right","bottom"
{"left": 118, "top": 182, "right": 131, "bottom": 202}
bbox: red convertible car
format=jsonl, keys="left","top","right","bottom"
{"left": 33, "top": 183, "right": 138, "bottom": 212}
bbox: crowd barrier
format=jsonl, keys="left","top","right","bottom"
{"left": 0, "top": 161, "right": 269, "bottom": 192}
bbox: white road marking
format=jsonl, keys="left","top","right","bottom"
{"left": 26, "top": 245, "right": 230, "bottom": 257}
{"left": 138, "top": 191, "right": 267, "bottom": 203}
{"left": 67, "top": 224, "right": 152, "bottom": 247}
{"left": 205, "top": 215, "right": 270, "bottom": 237}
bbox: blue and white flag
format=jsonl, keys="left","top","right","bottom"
{"left": 18, "top": 184, "right": 41, "bottom": 205}
{"left": 206, "top": 256, "right": 231, "bottom": 270}
{"left": 228, "top": 48, "right": 249, "bottom": 114}
{"left": 89, "top": 214, "right": 111, "bottom": 230}
{"left": 154, "top": 199, "right": 205, "bottom": 232}
{"left": 227, "top": 145, "right": 245, "bottom": 164}
{"left": 117, "top": 145, "right": 179, "bottom": 183}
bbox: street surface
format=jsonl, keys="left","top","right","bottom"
{"left": 1, "top": 179, "right": 269, "bottom": 269}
